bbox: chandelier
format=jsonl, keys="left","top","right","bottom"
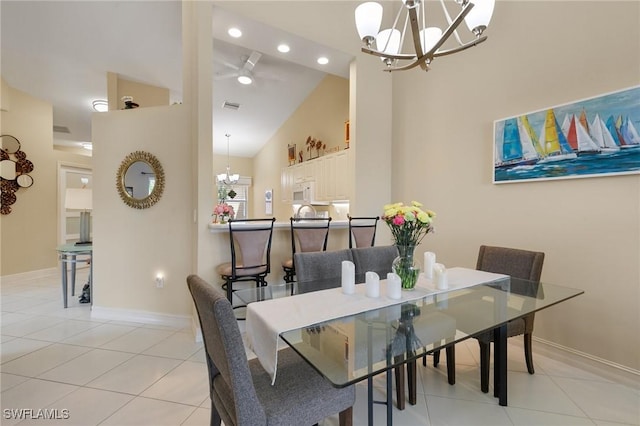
{"left": 355, "top": 0, "right": 495, "bottom": 72}
{"left": 217, "top": 133, "right": 239, "bottom": 185}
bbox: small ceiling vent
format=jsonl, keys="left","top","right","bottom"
{"left": 53, "top": 125, "right": 71, "bottom": 134}
{"left": 222, "top": 101, "right": 240, "bottom": 111}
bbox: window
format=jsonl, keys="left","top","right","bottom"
{"left": 217, "top": 176, "right": 252, "bottom": 220}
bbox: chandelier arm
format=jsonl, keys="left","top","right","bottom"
{"left": 379, "top": 4, "right": 475, "bottom": 72}
{"left": 424, "top": 1, "right": 474, "bottom": 57}
{"left": 381, "top": 35, "right": 486, "bottom": 72}
{"left": 432, "top": 35, "right": 487, "bottom": 58}
{"left": 439, "top": 0, "right": 464, "bottom": 46}
{"left": 407, "top": 6, "right": 426, "bottom": 70}
{"left": 361, "top": 47, "right": 417, "bottom": 60}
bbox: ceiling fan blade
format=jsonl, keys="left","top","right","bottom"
{"left": 214, "top": 71, "right": 238, "bottom": 80}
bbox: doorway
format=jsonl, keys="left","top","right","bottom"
{"left": 58, "top": 163, "right": 92, "bottom": 244}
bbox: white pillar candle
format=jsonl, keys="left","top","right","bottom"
{"left": 424, "top": 251, "right": 436, "bottom": 280}
{"left": 365, "top": 271, "right": 380, "bottom": 298}
{"left": 386, "top": 272, "right": 402, "bottom": 300}
{"left": 433, "top": 263, "right": 448, "bottom": 290}
{"left": 341, "top": 260, "right": 355, "bottom": 294}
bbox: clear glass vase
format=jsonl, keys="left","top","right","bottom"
{"left": 392, "top": 245, "right": 420, "bottom": 290}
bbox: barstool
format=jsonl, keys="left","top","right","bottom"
{"left": 282, "top": 217, "right": 331, "bottom": 283}
{"left": 347, "top": 215, "right": 379, "bottom": 248}
{"left": 216, "top": 218, "right": 276, "bottom": 317}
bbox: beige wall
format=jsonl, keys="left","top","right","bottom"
{"left": 390, "top": 1, "right": 639, "bottom": 370}
{"left": 107, "top": 72, "right": 170, "bottom": 111}
{"left": 0, "top": 79, "right": 92, "bottom": 276}
{"left": 91, "top": 105, "right": 192, "bottom": 317}
{"left": 252, "top": 74, "right": 349, "bottom": 220}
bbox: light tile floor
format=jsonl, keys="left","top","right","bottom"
{"left": 1, "top": 270, "right": 638, "bottom": 425}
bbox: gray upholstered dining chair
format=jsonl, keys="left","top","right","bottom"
{"left": 428, "top": 245, "right": 545, "bottom": 393}
{"left": 294, "top": 249, "right": 353, "bottom": 293}
{"left": 350, "top": 245, "right": 398, "bottom": 284}
{"left": 187, "top": 274, "right": 355, "bottom": 426}
{"left": 473, "top": 245, "right": 545, "bottom": 392}
{"left": 295, "top": 248, "right": 415, "bottom": 410}
{"left": 351, "top": 245, "right": 455, "bottom": 408}
{"left": 282, "top": 217, "right": 332, "bottom": 283}
{"left": 347, "top": 215, "right": 379, "bottom": 248}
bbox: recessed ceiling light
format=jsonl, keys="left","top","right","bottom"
{"left": 237, "top": 74, "right": 253, "bottom": 85}
{"left": 228, "top": 27, "right": 242, "bottom": 38}
{"left": 317, "top": 56, "right": 329, "bottom": 65}
{"left": 92, "top": 100, "right": 108, "bottom": 112}
{"left": 277, "top": 44, "right": 290, "bottom": 53}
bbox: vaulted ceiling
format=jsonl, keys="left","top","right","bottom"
{"left": 0, "top": 1, "right": 353, "bottom": 157}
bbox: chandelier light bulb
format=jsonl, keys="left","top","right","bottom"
{"left": 464, "top": 0, "right": 495, "bottom": 35}
{"left": 355, "top": 2, "right": 383, "bottom": 45}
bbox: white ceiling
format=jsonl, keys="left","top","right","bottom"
{"left": 0, "top": 1, "right": 353, "bottom": 157}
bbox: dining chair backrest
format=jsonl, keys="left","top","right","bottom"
{"left": 348, "top": 215, "right": 380, "bottom": 248}
{"left": 351, "top": 245, "right": 399, "bottom": 284}
{"left": 473, "top": 244, "right": 546, "bottom": 390}
{"left": 228, "top": 218, "right": 276, "bottom": 278}
{"left": 290, "top": 217, "right": 332, "bottom": 254}
{"left": 294, "top": 249, "right": 353, "bottom": 293}
{"left": 476, "top": 245, "right": 544, "bottom": 282}
{"left": 186, "top": 274, "right": 266, "bottom": 425}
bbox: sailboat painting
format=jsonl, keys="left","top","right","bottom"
{"left": 493, "top": 85, "right": 640, "bottom": 183}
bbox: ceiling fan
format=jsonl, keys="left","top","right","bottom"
{"left": 215, "top": 51, "right": 263, "bottom": 85}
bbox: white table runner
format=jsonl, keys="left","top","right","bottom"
{"left": 245, "top": 267, "right": 507, "bottom": 384}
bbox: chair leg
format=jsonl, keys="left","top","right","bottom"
{"left": 394, "top": 365, "right": 405, "bottom": 410}
{"left": 211, "top": 405, "right": 221, "bottom": 426}
{"left": 338, "top": 406, "right": 353, "bottom": 426}
{"left": 445, "top": 345, "right": 456, "bottom": 385}
{"left": 407, "top": 360, "right": 417, "bottom": 405}
{"left": 479, "top": 340, "right": 490, "bottom": 393}
{"left": 224, "top": 278, "right": 233, "bottom": 302}
{"left": 433, "top": 349, "right": 441, "bottom": 367}
{"left": 524, "top": 333, "right": 535, "bottom": 374}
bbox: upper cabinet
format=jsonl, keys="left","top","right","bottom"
{"left": 281, "top": 150, "right": 351, "bottom": 203}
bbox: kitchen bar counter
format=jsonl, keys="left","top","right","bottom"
{"left": 208, "top": 219, "right": 349, "bottom": 232}
{"left": 208, "top": 219, "right": 350, "bottom": 284}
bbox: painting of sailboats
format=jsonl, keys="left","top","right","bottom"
{"left": 494, "top": 85, "right": 640, "bottom": 183}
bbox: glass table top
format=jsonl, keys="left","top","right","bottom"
{"left": 242, "top": 278, "right": 583, "bottom": 388}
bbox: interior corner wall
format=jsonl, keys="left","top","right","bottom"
{"left": 91, "top": 105, "right": 192, "bottom": 316}
{"left": 391, "top": 1, "right": 640, "bottom": 370}
{"left": 0, "top": 78, "right": 91, "bottom": 276}
{"left": 106, "top": 71, "right": 170, "bottom": 111}
{"left": 251, "top": 74, "right": 349, "bottom": 220}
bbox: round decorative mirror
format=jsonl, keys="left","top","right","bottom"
{"left": 116, "top": 151, "right": 165, "bottom": 209}
{"left": 1, "top": 135, "right": 21, "bottom": 154}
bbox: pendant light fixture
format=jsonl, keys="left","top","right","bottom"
{"left": 217, "top": 133, "right": 240, "bottom": 185}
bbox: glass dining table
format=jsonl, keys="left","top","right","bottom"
{"left": 236, "top": 277, "right": 584, "bottom": 426}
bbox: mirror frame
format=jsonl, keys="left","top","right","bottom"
{"left": 116, "top": 151, "right": 165, "bottom": 209}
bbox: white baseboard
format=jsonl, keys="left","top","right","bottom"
{"left": 91, "top": 306, "right": 192, "bottom": 329}
{"left": 192, "top": 317, "right": 203, "bottom": 343}
{"left": 534, "top": 336, "right": 640, "bottom": 376}
{"left": 1, "top": 267, "right": 59, "bottom": 284}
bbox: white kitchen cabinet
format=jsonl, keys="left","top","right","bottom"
{"left": 334, "top": 150, "right": 350, "bottom": 200}
{"left": 280, "top": 166, "right": 295, "bottom": 202}
{"left": 280, "top": 150, "right": 351, "bottom": 203}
